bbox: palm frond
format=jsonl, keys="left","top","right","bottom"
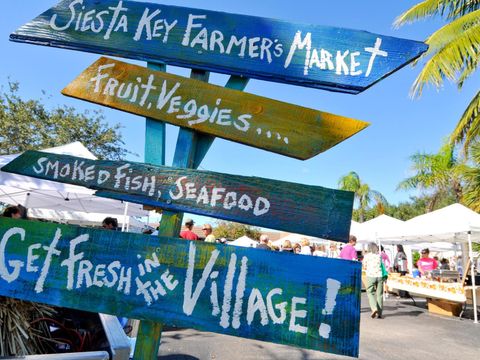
{"left": 468, "top": 140, "right": 480, "bottom": 163}
{"left": 358, "top": 183, "right": 372, "bottom": 209}
{"left": 410, "top": 15, "right": 480, "bottom": 96}
{"left": 450, "top": 90, "right": 480, "bottom": 149}
{"left": 337, "top": 171, "right": 360, "bottom": 192}
{"left": 460, "top": 167, "right": 480, "bottom": 210}
{"left": 459, "top": 140, "right": 480, "bottom": 209}
{"left": 448, "top": 0, "right": 480, "bottom": 19}
{"left": 425, "top": 9, "right": 480, "bottom": 53}
{"left": 457, "top": 51, "right": 480, "bottom": 87}
{"left": 394, "top": 0, "right": 446, "bottom": 28}
{"left": 371, "top": 190, "right": 388, "bottom": 206}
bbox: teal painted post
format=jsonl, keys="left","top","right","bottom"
{"left": 193, "top": 75, "right": 249, "bottom": 168}
{"left": 145, "top": 62, "right": 166, "bottom": 166}
{"left": 134, "top": 68, "right": 212, "bottom": 360}
{"left": 133, "top": 69, "right": 249, "bottom": 360}
{"left": 134, "top": 322, "right": 163, "bottom": 359}
{"left": 153, "top": 69, "right": 212, "bottom": 261}
{"left": 133, "top": 61, "right": 167, "bottom": 360}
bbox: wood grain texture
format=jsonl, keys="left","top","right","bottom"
{"left": 10, "top": 0, "right": 428, "bottom": 93}
{"left": 144, "top": 62, "right": 167, "bottom": 167}
{"left": 62, "top": 57, "right": 369, "bottom": 160}
{"left": 0, "top": 218, "right": 361, "bottom": 357}
{"left": 3, "top": 151, "right": 354, "bottom": 242}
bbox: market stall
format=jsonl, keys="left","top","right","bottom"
{"left": 378, "top": 204, "right": 480, "bottom": 323}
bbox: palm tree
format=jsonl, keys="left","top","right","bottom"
{"left": 338, "top": 171, "right": 387, "bottom": 222}
{"left": 397, "top": 142, "right": 462, "bottom": 210}
{"left": 394, "top": 1, "right": 480, "bottom": 151}
{"left": 458, "top": 140, "right": 480, "bottom": 210}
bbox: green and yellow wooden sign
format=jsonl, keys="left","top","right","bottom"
{"left": 63, "top": 57, "right": 368, "bottom": 160}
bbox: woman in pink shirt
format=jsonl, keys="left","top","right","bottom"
{"left": 380, "top": 246, "right": 391, "bottom": 271}
{"left": 416, "top": 248, "right": 438, "bottom": 276}
{"left": 339, "top": 235, "right": 358, "bottom": 260}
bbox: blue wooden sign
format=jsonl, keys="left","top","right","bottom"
{"left": 2, "top": 151, "right": 353, "bottom": 242}
{"left": 0, "top": 217, "right": 361, "bottom": 357}
{"left": 10, "top": 0, "right": 428, "bottom": 94}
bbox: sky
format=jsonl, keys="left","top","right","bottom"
{"left": 1, "top": 1, "right": 478, "bottom": 228}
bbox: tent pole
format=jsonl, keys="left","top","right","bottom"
{"left": 468, "top": 231, "right": 478, "bottom": 324}
{"left": 121, "top": 202, "right": 129, "bottom": 232}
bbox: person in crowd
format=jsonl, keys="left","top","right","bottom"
{"left": 393, "top": 245, "right": 408, "bottom": 275}
{"left": 328, "top": 242, "right": 339, "bottom": 258}
{"left": 440, "top": 258, "right": 450, "bottom": 270}
{"left": 202, "top": 223, "right": 216, "bottom": 243}
{"left": 293, "top": 243, "right": 301, "bottom": 254}
{"left": 380, "top": 246, "right": 391, "bottom": 271}
{"left": 339, "top": 235, "right": 357, "bottom": 260}
{"left": 269, "top": 242, "right": 280, "bottom": 251}
{"left": 180, "top": 218, "right": 199, "bottom": 240}
{"left": 256, "top": 234, "right": 271, "bottom": 250}
{"left": 456, "top": 256, "right": 464, "bottom": 277}
{"left": 416, "top": 248, "right": 438, "bottom": 277}
{"left": 217, "top": 237, "right": 227, "bottom": 245}
{"left": 380, "top": 245, "right": 391, "bottom": 297}
{"left": 281, "top": 239, "right": 294, "bottom": 253}
{"left": 363, "top": 242, "right": 385, "bottom": 319}
{"left": 299, "top": 238, "right": 312, "bottom": 255}
{"left": 2, "top": 205, "right": 22, "bottom": 219}
{"left": 313, "top": 244, "right": 327, "bottom": 257}
{"left": 102, "top": 217, "right": 118, "bottom": 230}
{"left": 412, "top": 263, "right": 421, "bottom": 278}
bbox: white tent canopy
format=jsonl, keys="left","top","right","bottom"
{"left": 378, "top": 204, "right": 480, "bottom": 244}
{"left": 354, "top": 214, "right": 405, "bottom": 243}
{"left": 0, "top": 142, "right": 148, "bottom": 217}
{"left": 376, "top": 203, "right": 479, "bottom": 324}
{"left": 272, "top": 233, "right": 329, "bottom": 247}
{"left": 228, "top": 235, "right": 257, "bottom": 248}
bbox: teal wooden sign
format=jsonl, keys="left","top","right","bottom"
{"left": 2, "top": 151, "right": 353, "bottom": 242}
{"left": 0, "top": 218, "right": 361, "bottom": 356}
{"left": 11, "top": 0, "right": 428, "bottom": 94}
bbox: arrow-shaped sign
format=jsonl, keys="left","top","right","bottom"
{"left": 0, "top": 217, "right": 362, "bottom": 357}
{"left": 10, "top": 0, "right": 428, "bottom": 93}
{"left": 3, "top": 151, "right": 353, "bottom": 242}
{"left": 62, "top": 57, "right": 368, "bottom": 160}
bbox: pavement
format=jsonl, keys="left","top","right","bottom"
{"left": 156, "top": 293, "right": 480, "bottom": 360}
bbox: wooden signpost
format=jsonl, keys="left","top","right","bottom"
{"left": 2, "top": 150, "right": 354, "bottom": 242}
{"left": 0, "top": 217, "right": 362, "bottom": 357}
{"left": 62, "top": 57, "right": 369, "bottom": 160}
{"left": 11, "top": 0, "right": 427, "bottom": 94}
{"left": 6, "top": 1, "right": 429, "bottom": 358}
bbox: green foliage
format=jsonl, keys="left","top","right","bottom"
{"left": 338, "top": 171, "right": 387, "bottom": 222}
{"left": 457, "top": 141, "right": 480, "bottom": 210}
{"left": 412, "top": 251, "right": 420, "bottom": 267}
{"left": 385, "top": 194, "right": 457, "bottom": 221}
{"left": 0, "top": 81, "right": 130, "bottom": 160}
{"left": 395, "top": 1, "right": 480, "bottom": 152}
{"left": 397, "top": 142, "right": 462, "bottom": 210}
{"left": 213, "top": 221, "right": 261, "bottom": 240}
